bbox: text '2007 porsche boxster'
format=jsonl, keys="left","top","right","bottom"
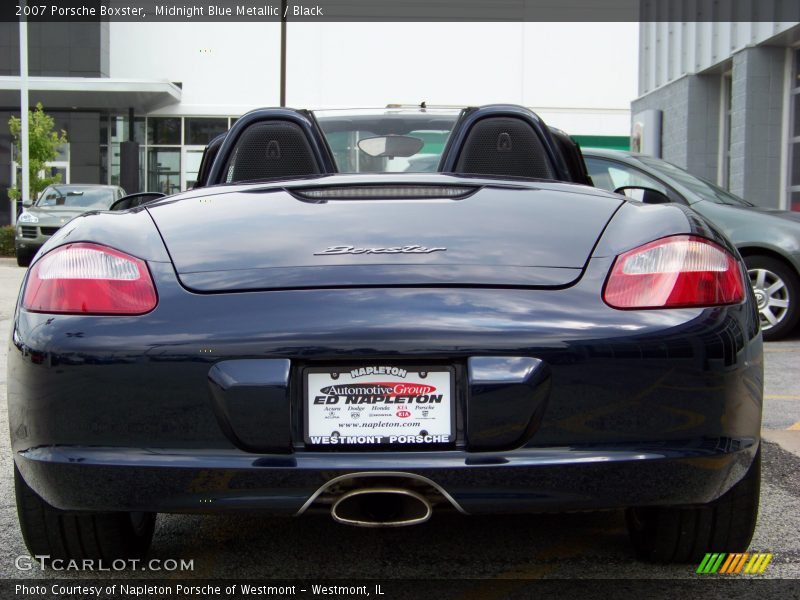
{"left": 8, "top": 105, "right": 762, "bottom": 564}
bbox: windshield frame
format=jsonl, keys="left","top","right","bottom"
{"left": 637, "top": 155, "right": 754, "bottom": 207}
{"left": 35, "top": 186, "right": 118, "bottom": 210}
{"left": 313, "top": 108, "right": 462, "bottom": 175}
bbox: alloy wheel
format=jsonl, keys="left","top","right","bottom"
{"left": 748, "top": 267, "right": 790, "bottom": 331}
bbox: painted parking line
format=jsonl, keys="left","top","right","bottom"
{"left": 765, "top": 395, "right": 800, "bottom": 401}
{"left": 788, "top": 421, "right": 800, "bottom": 431}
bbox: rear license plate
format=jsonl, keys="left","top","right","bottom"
{"left": 305, "top": 366, "right": 454, "bottom": 447}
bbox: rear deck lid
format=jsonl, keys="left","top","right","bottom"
{"left": 147, "top": 182, "right": 623, "bottom": 291}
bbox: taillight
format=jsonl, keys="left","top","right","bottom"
{"left": 603, "top": 235, "right": 744, "bottom": 309}
{"left": 23, "top": 243, "right": 157, "bottom": 315}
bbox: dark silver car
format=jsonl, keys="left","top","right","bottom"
{"left": 15, "top": 184, "right": 126, "bottom": 267}
{"left": 584, "top": 148, "right": 800, "bottom": 340}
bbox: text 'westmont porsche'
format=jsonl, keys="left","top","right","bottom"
{"left": 8, "top": 105, "right": 762, "bottom": 563}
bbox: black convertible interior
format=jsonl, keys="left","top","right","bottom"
{"left": 111, "top": 105, "right": 595, "bottom": 211}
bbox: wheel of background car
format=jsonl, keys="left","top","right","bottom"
{"left": 14, "top": 464, "right": 155, "bottom": 560}
{"left": 744, "top": 255, "right": 800, "bottom": 341}
{"left": 626, "top": 445, "right": 760, "bottom": 563}
{"left": 15, "top": 247, "right": 34, "bottom": 268}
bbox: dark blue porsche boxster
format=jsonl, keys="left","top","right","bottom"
{"left": 8, "top": 105, "right": 762, "bottom": 564}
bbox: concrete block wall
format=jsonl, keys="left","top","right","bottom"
{"left": 631, "top": 76, "right": 692, "bottom": 168}
{"left": 634, "top": 45, "right": 787, "bottom": 208}
{"left": 632, "top": 73, "right": 721, "bottom": 182}
{"left": 685, "top": 74, "right": 722, "bottom": 183}
{"left": 729, "top": 46, "right": 786, "bottom": 208}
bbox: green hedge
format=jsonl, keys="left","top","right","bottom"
{"left": 0, "top": 225, "right": 15, "bottom": 257}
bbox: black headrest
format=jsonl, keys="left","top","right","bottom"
{"left": 226, "top": 121, "right": 321, "bottom": 183}
{"left": 454, "top": 116, "right": 555, "bottom": 180}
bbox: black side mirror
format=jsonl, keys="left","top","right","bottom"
{"left": 109, "top": 192, "right": 166, "bottom": 211}
{"left": 614, "top": 186, "right": 671, "bottom": 205}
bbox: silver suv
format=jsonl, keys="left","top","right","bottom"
{"left": 15, "top": 184, "right": 126, "bottom": 267}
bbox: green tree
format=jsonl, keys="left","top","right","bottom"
{"left": 7, "top": 103, "right": 68, "bottom": 202}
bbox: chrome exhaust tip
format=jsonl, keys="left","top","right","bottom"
{"left": 331, "top": 487, "right": 433, "bottom": 527}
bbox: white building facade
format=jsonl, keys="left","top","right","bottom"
{"left": 1, "top": 21, "right": 637, "bottom": 223}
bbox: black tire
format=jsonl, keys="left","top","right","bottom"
{"left": 626, "top": 446, "right": 760, "bottom": 563}
{"left": 15, "top": 247, "right": 33, "bottom": 268}
{"left": 744, "top": 255, "right": 800, "bottom": 341}
{"left": 14, "top": 464, "right": 156, "bottom": 561}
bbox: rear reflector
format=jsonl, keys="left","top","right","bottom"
{"left": 603, "top": 235, "right": 744, "bottom": 309}
{"left": 23, "top": 243, "right": 157, "bottom": 315}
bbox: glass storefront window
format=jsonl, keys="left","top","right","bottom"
{"left": 793, "top": 142, "right": 800, "bottom": 188}
{"left": 183, "top": 148, "right": 206, "bottom": 189}
{"left": 107, "top": 116, "right": 146, "bottom": 189}
{"left": 100, "top": 115, "right": 237, "bottom": 193}
{"left": 100, "top": 146, "right": 108, "bottom": 186}
{"left": 100, "top": 118, "right": 108, "bottom": 185}
{"left": 185, "top": 117, "right": 228, "bottom": 145}
{"left": 110, "top": 116, "right": 145, "bottom": 144}
{"left": 147, "top": 117, "right": 181, "bottom": 145}
{"left": 138, "top": 146, "right": 146, "bottom": 192}
{"left": 794, "top": 48, "right": 800, "bottom": 89}
{"left": 789, "top": 51, "right": 800, "bottom": 211}
{"left": 722, "top": 73, "right": 732, "bottom": 189}
{"left": 148, "top": 148, "right": 181, "bottom": 195}
{"left": 794, "top": 94, "right": 800, "bottom": 139}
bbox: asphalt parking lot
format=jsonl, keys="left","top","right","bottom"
{"left": 0, "top": 257, "right": 798, "bottom": 584}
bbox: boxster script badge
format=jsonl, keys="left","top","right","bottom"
{"left": 314, "top": 245, "right": 446, "bottom": 255}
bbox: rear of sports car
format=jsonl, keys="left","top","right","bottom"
{"left": 8, "top": 173, "right": 762, "bottom": 564}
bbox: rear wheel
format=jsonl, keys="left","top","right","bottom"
{"left": 626, "top": 447, "right": 760, "bottom": 563}
{"left": 14, "top": 464, "right": 156, "bottom": 561}
{"left": 745, "top": 255, "right": 800, "bottom": 341}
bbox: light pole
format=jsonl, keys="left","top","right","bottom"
{"left": 280, "top": 0, "right": 287, "bottom": 106}
{"left": 16, "top": 3, "right": 30, "bottom": 225}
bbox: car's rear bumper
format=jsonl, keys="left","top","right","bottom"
{"left": 16, "top": 439, "right": 758, "bottom": 514}
{"left": 9, "top": 259, "right": 764, "bottom": 515}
